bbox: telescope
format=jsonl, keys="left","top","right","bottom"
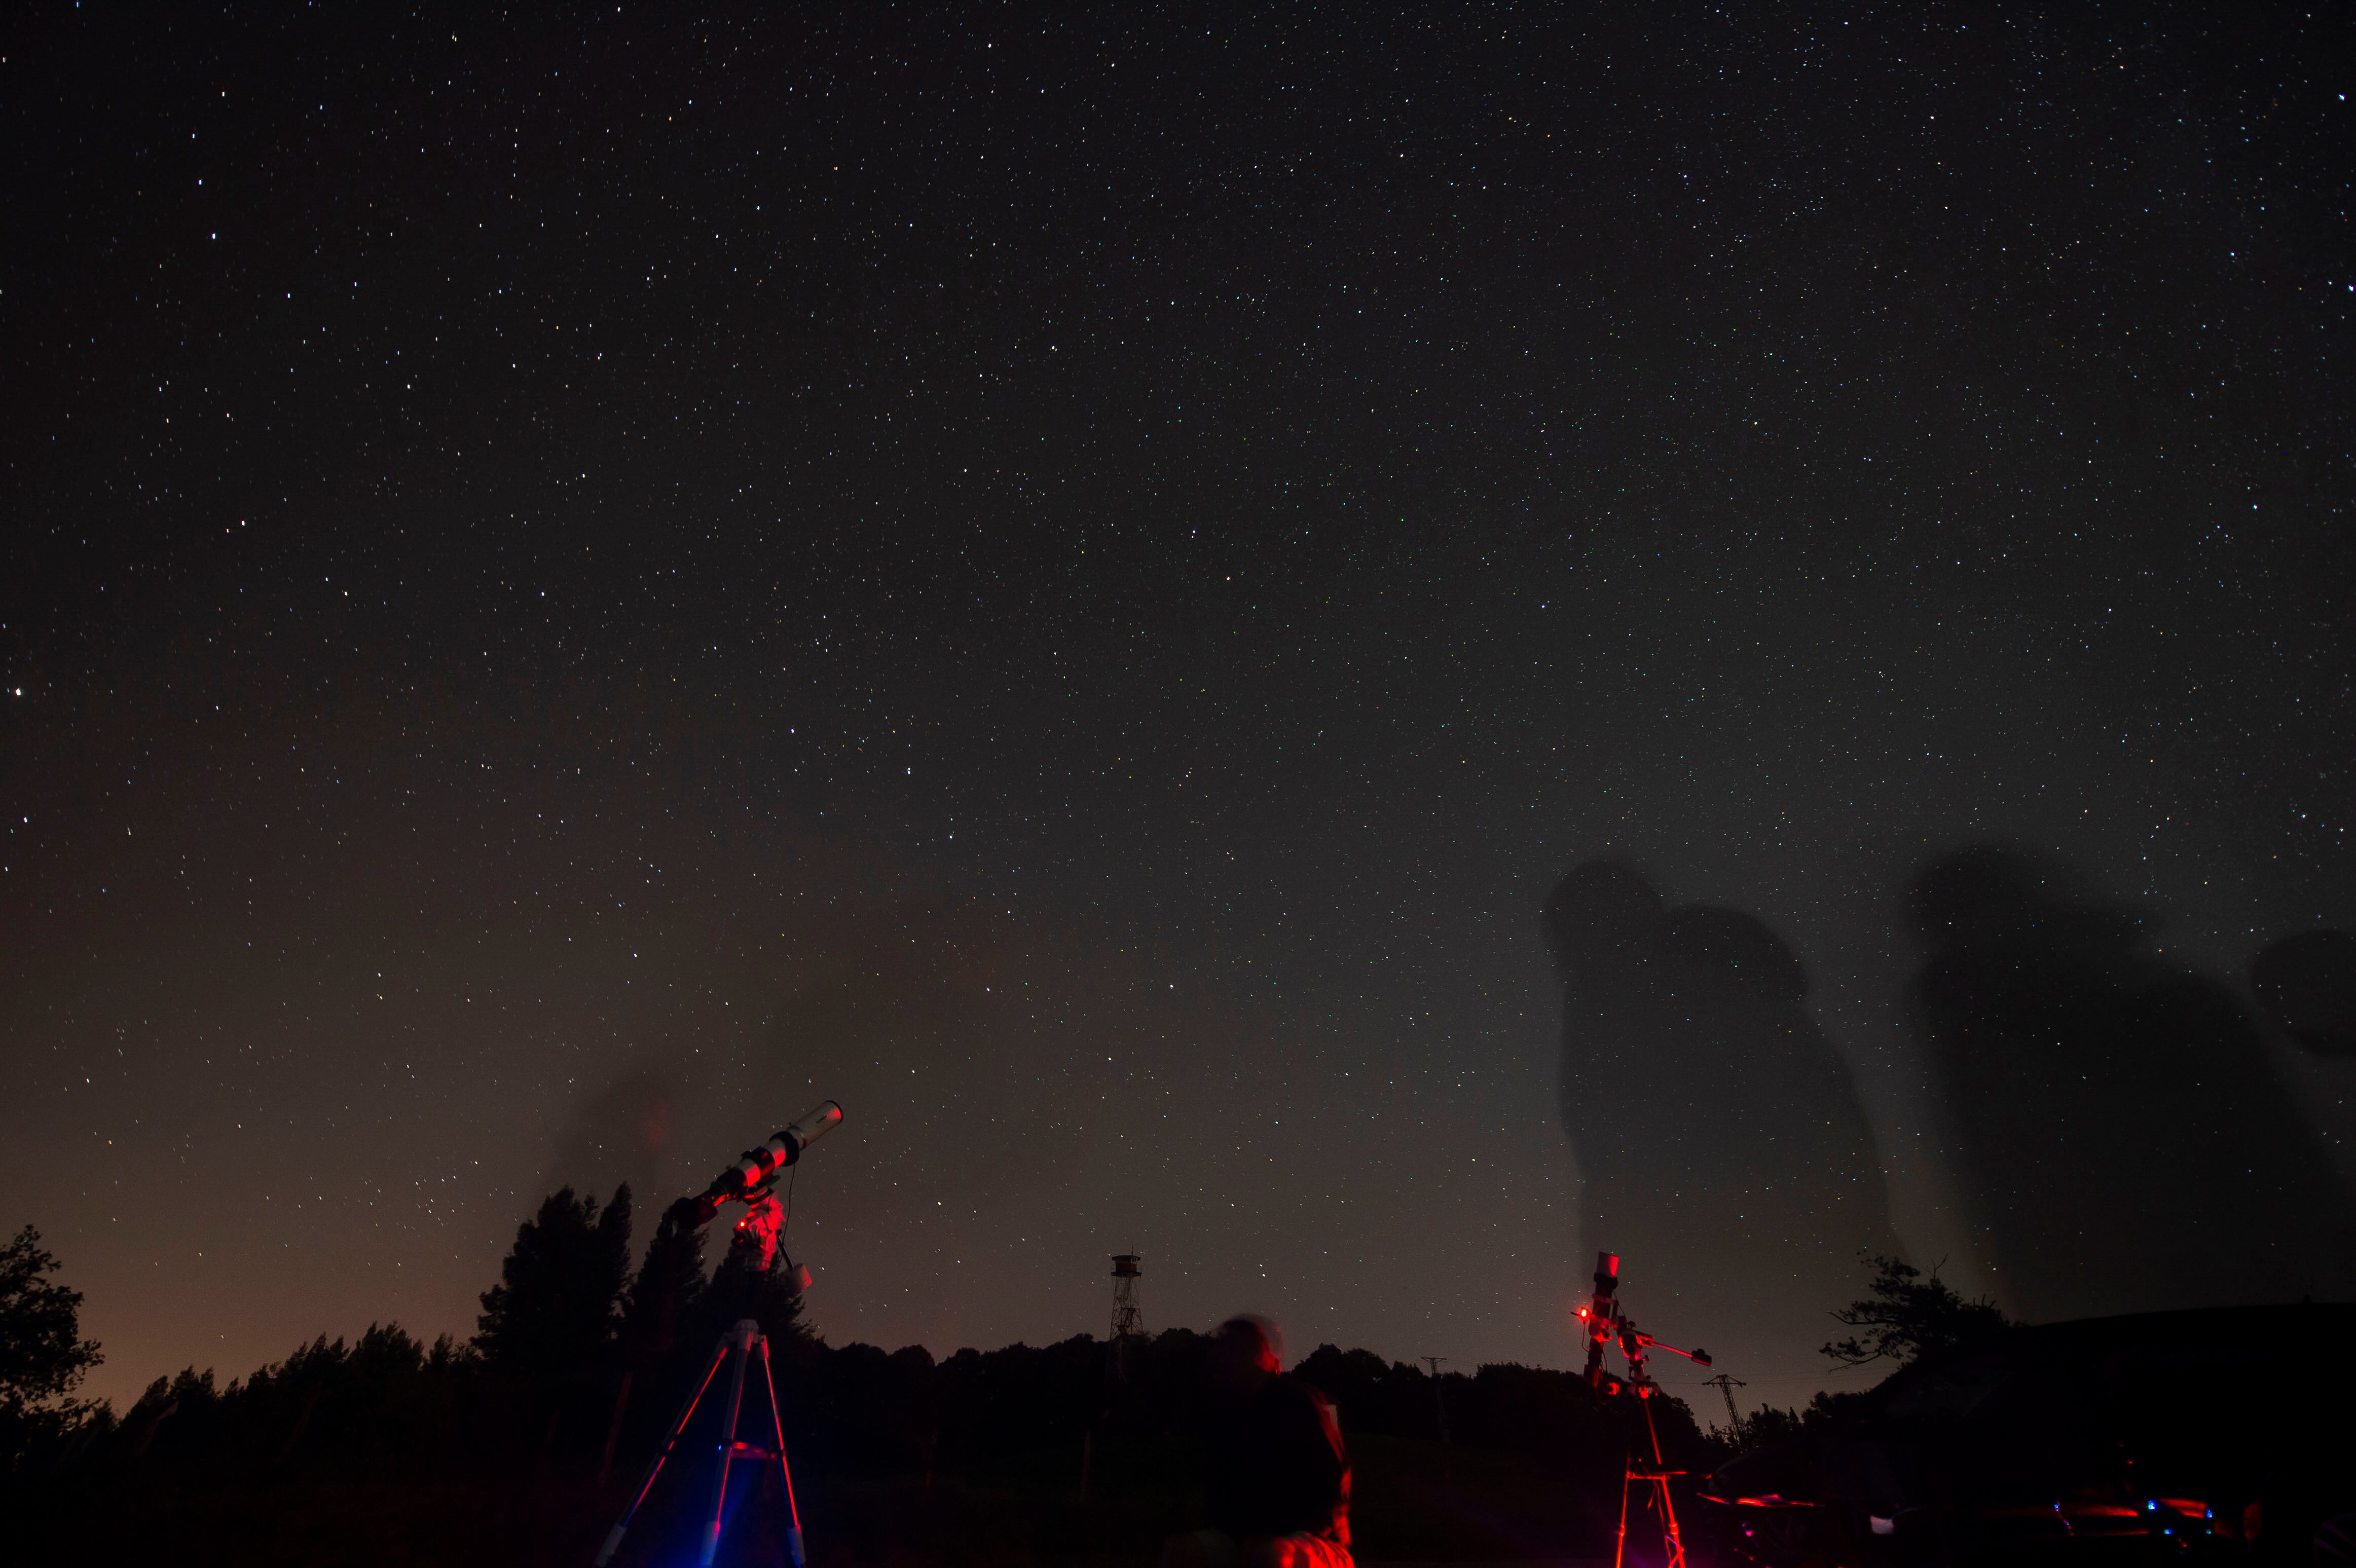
{"left": 1575, "top": 1251, "right": 1712, "bottom": 1568}
{"left": 1576, "top": 1251, "right": 1711, "bottom": 1391}
{"left": 599, "top": 1098, "right": 846, "bottom": 1568}
{"left": 682, "top": 1099, "right": 844, "bottom": 1228}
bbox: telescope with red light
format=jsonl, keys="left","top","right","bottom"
{"left": 665, "top": 1099, "right": 843, "bottom": 1290}
{"left": 600, "top": 1099, "right": 846, "bottom": 1568}
{"left": 1577, "top": 1251, "right": 1711, "bottom": 1390}
{"left": 1575, "top": 1252, "right": 1712, "bottom": 1568}
{"left": 684, "top": 1099, "right": 844, "bottom": 1227}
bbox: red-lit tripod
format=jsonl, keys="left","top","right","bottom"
{"left": 596, "top": 1102, "right": 841, "bottom": 1568}
{"left": 1579, "top": 1252, "right": 1714, "bottom": 1568}
{"left": 597, "top": 1316, "right": 804, "bottom": 1568}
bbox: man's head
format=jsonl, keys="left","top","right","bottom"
{"left": 1210, "top": 1314, "right": 1283, "bottom": 1395}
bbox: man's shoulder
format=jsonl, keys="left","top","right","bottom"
{"left": 1263, "top": 1374, "right": 1333, "bottom": 1410}
{"left": 1264, "top": 1376, "right": 1345, "bottom": 1444}
{"left": 1263, "top": 1376, "right": 1349, "bottom": 1478}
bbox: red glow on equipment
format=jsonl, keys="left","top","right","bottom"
{"left": 1577, "top": 1250, "right": 1716, "bottom": 1568}
{"left": 732, "top": 1191, "right": 787, "bottom": 1272}
{"left": 1581, "top": 1251, "right": 1621, "bottom": 1387}
{"left": 600, "top": 1101, "right": 843, "bottom": 1567}
{"left": 688, "top": 1100, "right": 844, "bottom": 1226}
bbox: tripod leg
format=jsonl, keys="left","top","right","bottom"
{"left": 1615, "top": 1465, "right": 1631, "bottom": 1568}
{"left": 1637, "top": 1394, "right": 1676, "bottom": 1568}
{"left": 598, "top": 1338, "right": 731, "bottom": 1567}
{"left": 701, "top": 1322, "right": 756, "bottom": 1568}
{"left": 758, "top": 1335, "right": 805, "bottom": 1568}
{"left": 1658, "top": 1477, "right": 1685, "bottom": 1568}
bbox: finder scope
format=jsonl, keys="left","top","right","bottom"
{"left": 687, "top": 1100, "right": 844, "bottom": 1225}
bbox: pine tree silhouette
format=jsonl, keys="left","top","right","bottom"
{"left": 474, "top": 1186, "right": 634, "bottom": 1386}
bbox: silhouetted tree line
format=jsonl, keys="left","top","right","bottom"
{"left": 1292, "top": 1344, "right": 1705, "bottom": 1463}
{"left": 0, "top": 1225, "right": 104, "bottom": 1477}
{"left": 1705, "top": 1253, "right": 2016, "bottom": 1461}
{"left": 1, "top": 1185, "right": 1713, "bottom": 1507}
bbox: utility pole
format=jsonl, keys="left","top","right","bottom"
{"left": 1423, "top": 1356, "right": 1453, "bottom": 1485}
{"left": 1702, "top": 1373, "right": 1747, "bottom": 1435}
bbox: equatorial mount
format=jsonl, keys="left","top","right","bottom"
{"left": 1575, "top": 1252, "right": 1711, "bottom": 1568}
{"left": 599, "top": 1100, "right": 844, "bottom": 1568}
{"left": 1579, "top": 1250, "right": 1713, "bottom": 1394}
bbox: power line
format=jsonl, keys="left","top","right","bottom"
{"left": 1701, "top": 1373, "right": 1747, "bottom": 1431}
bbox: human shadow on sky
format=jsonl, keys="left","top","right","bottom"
{"left": 2251, "top": 928, "right": 2356, "bottom": 1060}
{"left": 1908, "top": 847, "right": 2356, "bottom": 1321}
{"left": 1543, "top": 860, "right": 1897, "bottom": 1361}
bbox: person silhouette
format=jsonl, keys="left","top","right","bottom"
{"left": 1162, "top": 1316, "right": 1352, "bottom": 1568}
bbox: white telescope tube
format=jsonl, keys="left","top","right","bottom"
{"left": 704, "top": 1100, "right": 845, "bottom": 1209}
{"left": 783, "top": 1099, "right": 844, "bottom": 1156}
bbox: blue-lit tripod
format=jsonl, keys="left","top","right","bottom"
{"left": 597, "top": 1316, "right": 804, "bottom": 1568}
{"left": 596, "top": 1101, "right": 841, "bottom": 1568}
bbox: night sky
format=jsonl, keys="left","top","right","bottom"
{"left": 6, "top": 3, "right": 2353, "bottom": 1416}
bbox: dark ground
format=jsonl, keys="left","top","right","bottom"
{"left": 19, "top": 1432, "right": 1650, "bottom": 1567}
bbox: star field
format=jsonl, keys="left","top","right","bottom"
{"left": 3, "top": 2, "right": 2352, "bottom": 1409}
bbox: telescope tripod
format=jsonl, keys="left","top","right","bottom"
{"left": 597, "top": 1319, "right": 805, "bottom": 1568}
{"left": 1612, "top": 1385, "right": 1685, "bottom": 1568}
{"left": 1580, "top": 1255, "right": 1703, "bottom": 1568}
